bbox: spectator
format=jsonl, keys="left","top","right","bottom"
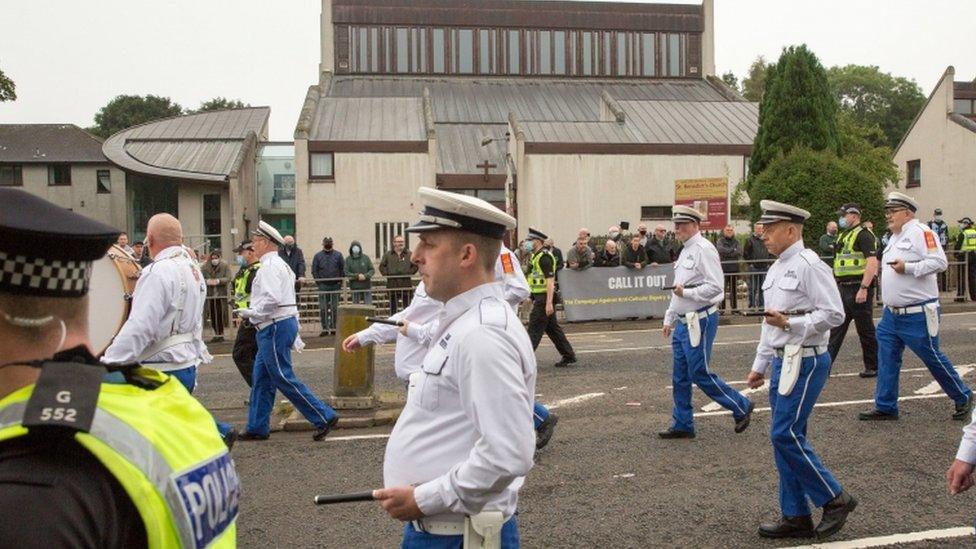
{"left": 715, "top": 225, "right": 742, "bottom": 310}
{"left": 607, "top": 225, "right": 623, "bottom": 244}
{"left": 131, "top": 240, "right": 152, "bottom": 268}
{"left": 345, "top": 240, "right": 374, "bottom": 305}
{"left": 379, "top": 235, "right": 418, "bottom": 315}
{"left": 929, "top": 209, "right": 950, "bottom": 291}
{"left": 202, "top": 249, "right": 230, "bottom": 343}
{"left": 820, "top": 221, "right": 839, "bottom": 265}
{"left": 311, "top": 236, "right": 344, "bottom": 336}
{"left": 116, "top": 231, "right": 134, "bottom": 254}
{"left": 646, "top": 224, "right": 672, "bottom": 265}
{"left": 622, "top": 234, "right": 648, "bottom": 270}
{"left": 566, "top": 237, "right": 594, "bottom": 270}
{"left": 544, "top": 237, "right": 564, "bottom": 271}
{"left": 578, "top": 227, "right": 597, "bottom": 253}
{"left": 954, "top": 217, "right": 976, "bottom": 302}
{"left": 279, "top": 235, "right": 307, "bottom": 293}
{"left": 637, "top": 223, "right": 650, "bottom": 247}
{"left": 743, "top": 223, "right": 772, "bottom": 308}
{"left": 595, "top": 239, "right": 622, "bottom": 267}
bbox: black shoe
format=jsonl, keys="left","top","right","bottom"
{"left": 858, "top": 369, "right": 878, "bottom": 378}
{"left": 222, "top": 428, "right": 239, "bottom": 450}
{"left": 318, "top": 330, "right": 329, "bottom": 337}
{"left": 210, "top": 336, "right": 224, "bottom": 343}
{"left": 238, "top": 432, "right": 270, "bottom": 441}
{"left": 953, "top": 396, "right": 973, "bottom": 420}
{"left": 657, "top": 428, "right": 695, "bottom": 439}
{"left": 314, "top": 416, "right": 340, "bottom": 441}
{"left": 554, "top": 356, "right": 578, "bottom": 368}
{"left": 758, "top": 515, "right": 814, "bottom": 539}
{"left": 535, "top": 414, "right": 559, "bottom": 450}
{"left": 858, "top": 409, "right": 898, "bottom": 421}
{"left": 816, "top": 491, "right": 857, "bottom": 539}
{"left": 734, "top": 400, "right": 755, "bottom": 434}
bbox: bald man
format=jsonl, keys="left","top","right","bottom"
{"left": 103, "top": 214, "right": 236, "bottom": 446}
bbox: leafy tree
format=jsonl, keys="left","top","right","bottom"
{"left": 88, "top": 95, "right": 183, "bottom": 138}
{"left": 748, "top": 45, "right": 839, "bottom": 184}
{"left": 720, "top": 71, "right": 739, "bottom": 92}
{"left": 0, "top": 64, "right": 15, "bottom": 102}
{"left": 741, "top": 56, "right": 769, "bottom": 102}
{"left": 194, "top": 97, "right": 250, "bottom": 113}
{"left": 827, "top": 64, "right": 925, "bottom": 149}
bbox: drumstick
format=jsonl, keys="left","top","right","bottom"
{"left": 663, "top": 283, "right": 701, "bottom": 291}
{"left": 366, "top": 317, "right": 404, "bottom": 327}
{"left": 314, "top": 491, "right": 376, "bottom": 505}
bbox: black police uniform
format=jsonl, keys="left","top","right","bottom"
{"left": 232, "top": 262, "right": 260, "bottom": 386}
{"left": 527, "top": 251, "right": 577, "bottom": 364}
{"left": 827, "top": 223, "right": 878, "bottom": 374}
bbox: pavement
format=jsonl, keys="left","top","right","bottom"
{"left": 193, "top": 308, "right": 976, "bottom": 548}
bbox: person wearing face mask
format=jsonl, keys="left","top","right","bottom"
{"left": 929, "top": 209, "right": 949, "bottom": 291}
{"left": 607, "top": 225, "right": 622, "bottom": 243}
{"left": 278, "top": 235, "right": 307, "bottom": 293}
{"left": 202, "top": 249, "right": 231, "bottom": 343}
{"left": 526, "top": 228, "right": 577, "bottom": 367}
{"left": 345, "top": 240, "right": 375, "bottom": 305}
{"left": 312, "top": 236, "right": 345, "bottom": 336}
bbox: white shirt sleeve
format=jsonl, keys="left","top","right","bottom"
{"left": 956, "top": 409, "right": 976, "bottom": 463}
{"left": 357, "top": 304, "right": 414, "bottom": 346}
{"left": 102, "top": 267, "right": 171, "bottom": 365}
{"left": 664, "top": 308, "right": 677, "bottom": 327}
{"left": 413, "top": 328, "right": 535, "bottom": 516}
{"left": 404, "top": 318, "right": 438, "bottom": 347}
{"left": 751, "top": 324, "right": 775, "bottom": 375}
{"left": 684, "top": 246, "right": 724, "bottom": 303}
{"left": 910, "top": 227, "right": 948, "bottom": 278}
{"left": 496, "top": 250, "right": 530, "bottom": 307}
{"left": 787, "top": 260, "right": 845, "bottom": 338}
{"left": 246, "top": 266, "right": 281, "bottom": 320}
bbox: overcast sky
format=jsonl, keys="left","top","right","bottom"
{"left": 1, "top": 0, "right": 973, "bottom": 140}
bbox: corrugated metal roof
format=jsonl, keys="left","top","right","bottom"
{"left": 435, "top": 124, "right": 508, "bottom": 175}
{"left": 521, "top": 121, "right": 640, "bottom": 143}
{"left": 310, "top": 97, "right": 426, "bottom": 141}
{"left": 0, "top": 124, "right": 106, "bottom": 163}
{"left": 103, "top": 108, "right": 269, "bottom": 182}
{"left": 619, "top": 100, "right": 758, "bottom": 145}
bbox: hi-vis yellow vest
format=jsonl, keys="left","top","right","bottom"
{"left": 528, "top": 250, "right": 556, "bottom": 294}
{"left": 833, "top": 226, "right": 868, "bottom": 277}
{"left": 233, "top": 262, "right": 260, "bottom": 309}
{"left": 0, "top": 368, "right": 238, "bottom": 549}
{"left": 961, "top": 228, "right": 976, "bottom": 252}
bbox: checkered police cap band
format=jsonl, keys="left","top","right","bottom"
{"left": 0, "top": 250, "right": 92, "bottom": 297}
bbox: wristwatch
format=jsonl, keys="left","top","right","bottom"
{"left": 859, "top": 284, "right": 870, "bottom": 290}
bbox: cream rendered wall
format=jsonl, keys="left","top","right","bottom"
{"left": 296, "top": 152, "right": 434, "bottom": 258}
{"left": 518, "top": 153, "right": 745, "bottom": 245}
{"left": 177, "top": 183, "right": 233, "bottom": 256}
{"left": 16, "top": 164, "right": 126, "bottom": 230}
{"left": 893, "top": 67, "right": 976, "bottom": 222}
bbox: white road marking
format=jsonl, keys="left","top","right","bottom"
{"left": 915, "top": 365, "right": 974, "bottom": 394}
{"left": 325, "top": 433, "right": 392, "bottom": 442}
{"left": 793, "top": 526, "right": 974, "bottom": 548}
{"left": 672, "top": 367, "right": 940, "bottom": 389}
{"left": 546, "top": 392, "right": 606, "bottom": 410}
{"left": 695, "top": 393, "right": 952, "bottom": 418}
{"left": 578, "top": 339, "right": 759, "bottom": 355}
{"left": 701, "top": 381, "right": 769, "bottom": 412}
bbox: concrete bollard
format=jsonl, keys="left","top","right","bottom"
{"left": 330, "top": 304, "right": 377, "bottom": 409}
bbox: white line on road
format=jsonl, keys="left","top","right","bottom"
{"left": 793, "top": 526, "right": 973, "bottom": 548}
{"left": 578, "top": 339, "right": 759, "bottom": 355}
{"left": 701, "top": 381, "right": 769, "bottom": 412}
{"left": 546, "top": 392, "right": 606, "bottom": 410}
{"left": 916, "top": 366, "right": 974, "bottom": 394}
{"left": 694, "top": 393, "right": 951, "bottom": 418}
{"left": 324, "top": 433, "right": 392, "bottom": 442}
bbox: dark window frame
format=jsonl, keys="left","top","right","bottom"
{"left": 641, "top": 205, "right": 673, "bottom": 220}
{"left": 309, "top": 152, "right": 336, "bottom": 182}
{"left": 48, "top": 163, "right": 72, "bottom": 186}
{"left": 906, "top": 159, "right": 921, "bottom": 188}
{"left": 96, "top": 169, "right": 112, "bottom": 194}
{"left": 0, "top": 164, "right": 23, "bottom": 187}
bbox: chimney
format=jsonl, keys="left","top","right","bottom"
{"left": 319, "top": 0, "right": 335, "bottom": 75}
{"left": 701, "top": 0, "right": 715, "bottom": 77}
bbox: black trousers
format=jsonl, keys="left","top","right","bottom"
{"left": 207, "top": 297, "right": 227, "bottom": 336}
{"left": 722, "top": 273, "right": 739, "bottom": 310}
{"left": 527, "top": 294, "right": 575, "bottom": 360}
{"left": 233, "top": 322, "right": 258, "bottom": 387}
{"left": 389, "top": 287, "right": 414, "bottom": 315}
{"left": 827, "top": 283, "right": 878, "bottom": 372}
{"left": 955, "top": 254, "right": 976, "bottom": 301}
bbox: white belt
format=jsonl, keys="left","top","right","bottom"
{"left": 775, "top": 345, "right": 827, "bottom": 358}
{"left": 257, "top": 313, "right": 298, "bottom": 331}
{"left": 411, "top": 519, "right": 464, "bottom": 536}
{"left": 887, "top": 304, "right": 927, "bottom": 315}
{"left": 677, "top": 305, "right": 718, "bottom": 323}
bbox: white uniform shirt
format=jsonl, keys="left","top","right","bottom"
{"left": 664, "top": 233, "right": 725, "bottom": 326}
{"left": 751, "top": 241, "right": 845, "bottom": 375}
{"left": 240, "top": 251, "right": 299, "bottom": 325}
{"left": 356, "top": 281, "right": 441, "bottom": 380}
{"left": 384, "top": 282, "right": 536, "bottom": 522}
{"left": 495, "top": 245, "right": 530, "bottom": 309}
{"left": 880, "top": 218, "right": 948, "bottom": 307}
{"left": 102, "top": 245, "right": 210, "bottom": 371}
{"left": 956, "top": 412, "right": 976, "bottom": 463}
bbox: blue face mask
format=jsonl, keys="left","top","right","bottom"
{"left": 236, "top": 255, "right": 247, "bottom": 267}
{"left": 838, "top": 217, "right": 849, "bottom": 230}
{"left": 523, "top": 242, "right": 534, "bottom": 253}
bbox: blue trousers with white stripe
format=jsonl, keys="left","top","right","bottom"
{"left": 875, "top": 306, "right": 971, "bottom": 415}
{"left": 769, "top": 352, "right": 843, "bottom": 517}
{"left": 401, "top": 517, "right": 519, "bottom": 548}
{"left": 246, "top": 317, "right": 337, "bottom": 435}
{"left": 533, "top": 402, "right": 550, "bottom": 429}
{"left": 670, "top": 311, "right": 750, "bottom": 433}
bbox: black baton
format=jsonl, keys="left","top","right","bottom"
{"left": 314, "top": 491, "right": 376, "bottom": 505}
{"left": 663, "top": 283, "right": 701, "bottom": 291}
{"left": 366, "top": 317, "right": 404, "bottom": 327}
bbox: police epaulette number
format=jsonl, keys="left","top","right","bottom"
{"left": 22, "top": 361, "right": 103, "bottom": 433}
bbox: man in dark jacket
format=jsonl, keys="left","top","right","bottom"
{"left": 715, "top": 225, "right": 742, "bottom": 310}
{"left": 622, "top": 234, "right": 648, "bottom": 269}
{"left": 379, "top": 235, "right": 418, "bottom": 315}
{"left": 311, "top": 236, "right": 345, "bottom": 336}
{"left": 345, "top": 240, "right": 374, "bottom": 305}
{"left": 202, "top": 249, "right": 231, "bottom": 342}
{"left": 742, "top": 223, "right": 773, "bottom": 308}
{"left": 279, "top": 235, "right": 307, "bottom": 293}
{"left": 645, "top": 225, "right": 673, "bottom": 265}
{"left": 544, "top": 238, "right": 564, "bottom": 271}
{"left": 595, "top": 239, "right": 622, "bottom": 267}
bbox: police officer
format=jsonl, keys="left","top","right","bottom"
{"left": 929, "top": 208, "right": 950, "bottom": 290}
{"left": 373, "top": 188, "right": 535, "bottom": 548}
{"left": 859, "top": 193, "right": 974, "bottom": 421}
{"left": 659, "top": 205, "right": 754, "bottom": 439}
{"left": 231, "top": 240, "right": 261, "bottom": 386}
{"left": 954, "top": 217, "right": 976, "bottom": 301}
{"left": 0, "top": 189, "right": 238, "bottom": 547}
{"left": 745, "top": 200, "right": 855, "bottom": 539}
{"left": 343, "top": 245, "right": 560, "bottom": 450}
{"left": 238, "top": 221, "right": 340, "bottom": 441}
{"left": 102, "top": 213, "right": 236, "bottom": 446}
{"left": 525, "top": 228, "right": 577, "bottom": 367}
{"left": 827, "top": 203, "right": 879, "bottom": 378}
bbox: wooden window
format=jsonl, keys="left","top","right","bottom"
{"left": 641, "top": 33, "right": 656, "bottom": 76}
{"left": 48, "top": 164, "right": 71, "bottom": 186}
{"left": 538, "top": 30, "right": 551, "bottom": 75}
{"left": 553, "top": 31, "right": 567, "bottom": 75}
{"left": 96, "top": 169, "right": 111, "bottom": 194}
{"left": 581, "top": 31, "right": 594, "bottom": 76}
{"left": 310, "top": 153, "right": 335, "bottom": 181}
{"left": 906, "top": 159, "right": 921, "bottom": 188}
{"left": 395, "top": 28, "right": 409, "bottom": 73}
{"left": 0, "top": 164, "right": 23, "bottom": 186}
{"left": 641, "top": 206, "right": 673, "bottom": 220}
{"left": 432, "top": 28, "right": 446, "bottom": 73}
{"left": 507, "top": 29, "right": 520, "bottom": 74}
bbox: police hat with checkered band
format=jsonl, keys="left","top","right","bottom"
{"left": 406, "top": 187, "right": 516, "bottom": 239}
{"left": 0, "top": 188, "right": 119, "bottom": 297}
{"left": 758, "top": 200, "right": 810, "bottom": 225}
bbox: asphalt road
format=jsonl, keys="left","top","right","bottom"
{"left": 193, "top": 311, "right": 976, "bottom": 548}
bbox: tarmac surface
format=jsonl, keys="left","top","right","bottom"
{"left": 194, "top": 310, "right": 976, "bottom": 548}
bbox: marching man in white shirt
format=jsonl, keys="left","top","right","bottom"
{"left": 659, "top": 205, "right": 754, "bottom": 439}
{"left": 859, "top": 192, "right": 973, "bottom": 422}
{"left": 746, "top": 201, "right": 855, "bottom": 539}
{"left": 237, "top": 221, "right": 340, "bottom": 441}
{"left": 372, "top": 188, "right": 535, "bottom": 548}
{"left": 102, "top": 213, "right": 236, "bottom": 446}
